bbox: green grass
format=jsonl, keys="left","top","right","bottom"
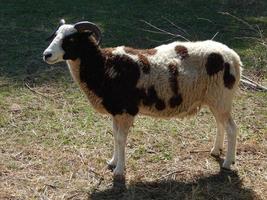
{"left": 0, "top": 0, "right": 267, "bottom": 199}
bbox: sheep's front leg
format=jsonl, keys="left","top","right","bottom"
{"left": 112, "top": 114, "right": 134, "bottom": 178}
{"left": 108, "top": 120, "right": 118, "bottom": 170}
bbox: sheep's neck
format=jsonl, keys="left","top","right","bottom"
{"left": 78, "top": 44, "right": 105, "bottom": 98}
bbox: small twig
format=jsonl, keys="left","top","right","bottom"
{"left": 0, "top": 83, "right": 8, "bottom": 87}
{"left": 218, "top": 12, "right": 258, "bottom": 32}
{"left": 242, "top": 75, "right": 262, "bottom": 85}
{"left": 140, "top": 19, "right": 190, "bottom": 41}
{"left": 162, "top": 16, "right": 191, "bottom": 37}
{"left": 24, "top": 82, "right": 52, "bottom": 98}
{"left": 240, "top": 75, "right": 267, "bottom": 91}
{"left": 139, "top": 28, "right": 167, "bottom": 35}
{"left": 88, "top": 168, "right": 102, "bottom": 177}
{"left": 197, "top": 17, "right": 216, "bottom": 25}
{"left": 190, "top": 150, "right": 210, "bottom": 154}
{"left": 157, "top": 170, "right": 185, "bottom": 180}
{"left": 66, "top": 193, "right": 80, "bottom": 200}
{"left": 44, "top": 183, "right": 57, "bottom": 189}
{"left": 145, "top": 36, "right": 180, "bottom": 44}
{"left": 240, "top": 79, "right": 267, "bottom": 91}
{"left": 211, "top": 32, "right": 219, "bottom": 40}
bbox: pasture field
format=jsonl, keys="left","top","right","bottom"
{"left": 0, "top": 0, "right": 266, "bottom": 199}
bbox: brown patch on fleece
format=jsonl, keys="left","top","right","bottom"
{"left": 124, "top": 47, "right": 157, "bottom": 55}
{"left": 168, "top": 63, "right": 183, "bottom": 107}
{"left": 175, "top": 45, "right": 189, "bottom": 60}
{"left": 138, "top": 54, "right": 151, "bottom": 74}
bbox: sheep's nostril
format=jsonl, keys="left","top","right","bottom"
{"left": 44, "top": 53, "right": 52, "bottom": 60}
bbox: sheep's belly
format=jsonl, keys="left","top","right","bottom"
{"left": 138, "top": 100, "right": 203, "bottom": 119}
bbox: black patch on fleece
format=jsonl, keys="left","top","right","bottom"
{"left": 223, "top": 62, "right": 236, "bottom": 89}
{"left": 168, "top": 63, "right": 183, "bottom": 107}
{"left": 206, "top": 53, "right": 224, "bottom": 76}
{"left": 140, "top": 86, "right": 165, "bottom": 110}
{"left": 103, "top": 54, "right": 141, "bottom": 115}
{"left": 169, "top": 95, "right": 183, "bottom": 108}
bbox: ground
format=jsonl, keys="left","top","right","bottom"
{"left": 0, "top": 0, "right": 266, "bottom": 199}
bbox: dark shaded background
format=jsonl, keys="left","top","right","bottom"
{"left": 0, "top": 0, "right": 266, "bottom": 80}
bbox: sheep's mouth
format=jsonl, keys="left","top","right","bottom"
{"left": 44, "top": 57, "right": 59, "bottom": 64}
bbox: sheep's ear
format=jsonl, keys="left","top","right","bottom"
{"left": 45, "top": 19, "right": 66, "bottom": 41}
{"left": 59, "top": 19, "right": 65, "bottom": 26}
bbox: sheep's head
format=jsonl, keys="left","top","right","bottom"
{"left": 43, "top": 19, "right": 101, "bottom": 64}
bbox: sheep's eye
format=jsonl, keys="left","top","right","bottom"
{"left": 69, "top": 38, "right": 75, "bottom": 42}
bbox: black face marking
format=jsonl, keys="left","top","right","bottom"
{"left": 205, "top": 53, "right": 224, "bottom": 76}
{"left": 168, "top": 63, "right": 183, "bottom": 107}
{"left": 62, "top": 32, "right": 94, "bottom": 60}
{"left": 223, "top": 62, "right": 236, "bottom": 89}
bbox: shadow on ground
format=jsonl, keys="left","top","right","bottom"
{"left": 90, "top": 170, "right": 259, "bottom": 200}
{"left": 91, "top": 158, "right": 260, "bottom": 200}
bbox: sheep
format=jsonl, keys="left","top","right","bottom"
{"left": 43, "top": 19, "right": 242, "bottom": 179}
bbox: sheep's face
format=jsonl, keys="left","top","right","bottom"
{"left": 43, "top": 20, "right": 101, "bottom": 64}
{"left": 43, "top": 24, "right": 77, "bottom": 64}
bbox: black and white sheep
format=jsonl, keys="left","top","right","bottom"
{"left": 43, "top": 19, "right": 242, "bottom": 178}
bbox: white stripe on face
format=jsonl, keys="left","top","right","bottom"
{"left": 43, "top": 25, "right": 76, "bottom": 64}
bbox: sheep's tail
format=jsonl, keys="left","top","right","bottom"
{"left": 225, "top": 51, "right": 242, "bottom": 90}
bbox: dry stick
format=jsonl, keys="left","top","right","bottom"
{"left": 211, "top": 32, "right": 219, "bottom": 40}
{"left": 24, "top": 82, "right": 52, "bottom": 98}
{"left": 218, "top": 12, "right": 258, "bottom": 32}
{"left": 241, "top": 75, "right": 267, "bottom": 91}
{"left": 140, "top": 19, "right": 190, "bottom": 41}
{"left": 24, "top": 82, "right": 64, "bottom": 98}
{"left": 157, "top": 170, "right": 185, "bottom": 181}
{"left": 190, "top": 150, "right": 211, "bottom": 154}
{"left": 240, "top": 79, "right": 267, "bottom": 91}
{"left": 219, "top": 11, "right": 267, "bottom": 47}
{"left": 162, "top": 16, "right": 191, "bottom": 37}
{"left": 242, "top": 75, "right": 263, "bottom": 85}
{"left": 0, "top": 83, "right": 8, "bottom": 87}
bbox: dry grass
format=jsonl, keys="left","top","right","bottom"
{"left": 0, "top": 81, "right": 266, "bottom": 199}
{"left": 1, "top": 1, "right": 267, "bottom": 199}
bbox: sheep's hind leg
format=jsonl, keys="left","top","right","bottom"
{"left": 108, "top": 119, "right": 118, "bottom": 171}
{"left": 210, "top": 108, "right": 225, "bottom": 157}
{"left": 222, "top": 116, "right": 238, "bottom": 170}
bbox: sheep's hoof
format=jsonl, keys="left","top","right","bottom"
{"left": 210, "top": 148, "right": 223, "bottom": 158}
{"left": 113, "top": 175, "right": 126, "bottom": 190}
{"left": 114, "top": 174, "right": 125, "bottom": 182}
{"left": 221, "top": 166, "right": 232, "bottom": 172}
{"left": 107, "top": 164, "right": 116, "bottom": 171}
{"left": 222, "top": 159, "right": 235, "bottom": 170}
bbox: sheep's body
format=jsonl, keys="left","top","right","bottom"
{"left": 43, "top": 21, "right": 241, "bottom": 179}
{"left": 68, "top": 40, "right": 241, "bottom": 119}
